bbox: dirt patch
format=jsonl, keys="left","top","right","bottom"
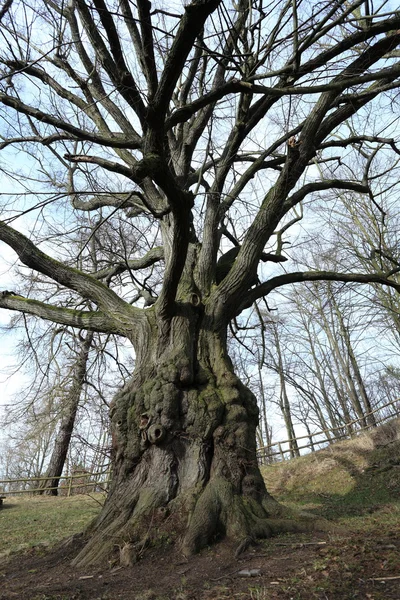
{"left": 1, "top": 527, "right": 399, "bottom": 600}
{"left": 2, "top": 433, "right": 400, "bottom": 599}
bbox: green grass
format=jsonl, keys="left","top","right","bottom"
{"left": 0, "top": 493, "right": 103, "bottom": 558}
{"left": 0, "top": 425, "right": 399, "bottom": 600}
{"left": 1, "top": 428, "right": 399, "bottom": 560}
{"left": 262, "top": 424, "right": 400, "bottom": 527}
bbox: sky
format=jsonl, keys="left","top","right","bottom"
{"left": 1, "top": 0, "right": 400, "bottom": 464}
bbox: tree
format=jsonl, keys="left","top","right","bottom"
{"left": 0, "top": 317, "right": 117, "bottom": 490}
{"left": 1, "top": 0, "right": 400, "bottom": 566}
{"left": 39, "top": 330, "right": 94, "bottom": 495}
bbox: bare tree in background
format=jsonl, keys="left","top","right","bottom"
{"left": 1, "top": 0, "right": 400, "bottom": 565}
{"left": 39, "top": 330, "right": 94, "bottom": 495}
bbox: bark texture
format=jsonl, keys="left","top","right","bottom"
{"left": 72, "top": 305, "right": 301, "bottom": 567}
{"left": 40, "top": 332, "right": 94, "bottom": 495}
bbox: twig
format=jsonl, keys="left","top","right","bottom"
{"left": 370, "top": 575, "right": 400, "bottom": 582}
{"left": 249, "top": 554, "right": 294, "bottom": 559}
{"left": 210, "top": 570, "right": 242, "bottom": 582}
{"left": 273, "top": 541, "right": 327, "bottom": 547}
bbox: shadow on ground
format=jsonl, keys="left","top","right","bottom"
{"left": 263, "top": 418, "right": 400, "bottom": 523}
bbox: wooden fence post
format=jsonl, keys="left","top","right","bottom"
{"left": 67, "top": 474, "right": 73, "bottom": 497}
{"left": 278, "top": 442, "right": 284, "bottom": 461}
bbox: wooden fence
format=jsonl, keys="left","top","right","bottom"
{"left": 257, "top": 398, "right": 400, "bottom": 463}
{"left": 1, "top": 400, "right": 399, "bottom": 493}
{"left": 0, "top": 469, "right": 111, "bottom": 497}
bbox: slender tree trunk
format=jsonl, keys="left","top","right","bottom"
{"left": 257, "top": 365, "right": 273, "bottom": 463}
{"left": 272, "top": 325, "right": 300, "bottom": 458}
{"left": 330, "top": 295, "right": 376, "bottom": 427}
{"left": 344, "top": 336, "right": 376, "bottom": 427}
{"left": 302, "top": 317, "right": 339, "bottom": 438}
{"left": 304, "top": 421, "right": 315, "bottom": 452}
{"left": 324, "top": 346, "right": 354, "bottom": 437}
{"left": 40, "top": 332, "right": 94, "bottom": 495}
{"left": 322, "top": 299, "right": 367, "bottom": 428}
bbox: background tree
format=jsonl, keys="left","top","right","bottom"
{"left": 39, "top": 330, "right": 94, "bottom": 495}
{"left": 0, "top": 318, "right": 122, "bottom": 489}
{"left": 1, "top": 0, "right": 400, "bottom": 566}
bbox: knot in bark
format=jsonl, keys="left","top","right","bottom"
{"left": 147, "top": 423, "right": 166, "bottom": 445}
{"left": 139, "top": 413, "right": 150, "bottom": 430}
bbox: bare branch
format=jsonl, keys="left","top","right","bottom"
{"left": 0, "top": 221, "right": 142, "bottom": 333}
{"left": 0, "top": 133, "right": 70, "bottom": 149}
{"left": 284, "top": 180, "right": 370, "bottom": 211}
{"left": 0, "top": 0, "right": 13, "bottom": 22}
{"left": 166, "top": 64, "right": 400, "bottom": 129}
{"left": 73, "top": 0, "right": 147, "bottom": 125}
{"left": 136, "top": 0, "right": 158, "bottom": 96}
{"left": 241, "top": 270, "right": 400, "bottom": 312}
{"left": 152, "top": 0, "right": 222, "bottom": 120}
{"left": 0, "top": 292, "right": 119, "bottom": 333}
{"left": 0, "top": 92, "right": 142, "bottom": 149}
{"left": 92, "top": 246, "right": 164, "bottom": 280}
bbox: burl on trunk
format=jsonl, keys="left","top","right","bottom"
{"left": 73, "top": 305, "right": 287, "bottom": 567}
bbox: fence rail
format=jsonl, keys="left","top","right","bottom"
{"left": 257, "top": 398, "right": 400, "bottom": 463}
{"left": 1, "top": 400, "right": 399, "bottom": 493}
{"left": 0, "top": 470, "right": 111, "bottom": 497}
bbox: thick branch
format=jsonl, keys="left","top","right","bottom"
{"left": 71, "top": 192, "right": 147, "bottom": 214}
{"left": 5, "top": 60, "right": 103, "bottom": 126}
{"left": 209, "top": 32, "right": 400, "bottom": 323}
{"left": 0, "top": 92, "right": 141, "bottom": 149}
{"left": 319, "top": 136, "right": 400, "bottom": 154}
{"left": 137, "top": 0, "right": 158, "bottom": 96}
{"left": 152, "top": 0, "right": 221, "bottom": 119}
{"left": 64, "top": 154, "right": 140, "bottom": 182}
{"left": 0, "top": 133, "right": 71, "bottom": 150}
{"left": 284, "top": 180, "right": 369, "bottom": 211}
{"left": 241, "top": 270, "right": 400, "bottom": 312}
{"left": 0, "top": 0, "right": 13, "bottom": 22}
{"left": 295, "top": 14, "right": 400, "bottom": 82}
{"left": 0, "top": 292, "right": 119, "bottom": 334}
{"left": 166, "top": 65, "right": 400, "bottom": 129}
{"left": 0, "top": 221, "right": 141, "bottom": 331}
{"left": 64, "top": 8, "right": 140, "bottom": 137}
{"left": 74, "top": 0, "right": 147, "bottom": 126}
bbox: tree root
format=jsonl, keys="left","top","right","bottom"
{"left": 71, "top": 468, "right": 336, "bottom": 568}
{"left": 71, "top": 471, "right": 336, "bottom": 568}
{"left": 181, "top": 476, "right": 335, "bottom": 557}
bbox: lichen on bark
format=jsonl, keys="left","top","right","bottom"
{"left": 72, "top": 302, "right": 317, "bottom": 568}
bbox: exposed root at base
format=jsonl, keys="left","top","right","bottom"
{"left": 72, "top": 477, "right": 335, "bottom": 568}
{"left": 235, "top": 536, "right": 254, "bottom": 557}
{"left": 181, "top": 476, "right": 335, "bottom": 558}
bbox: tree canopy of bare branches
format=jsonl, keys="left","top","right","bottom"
{"left": 1, "top": 0, "right": 400, "bottom": 566}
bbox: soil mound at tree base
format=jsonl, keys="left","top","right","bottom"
{"left": 1, "top": 526, "right": 399, "bottom": 600}
{"left": 1, "top": 435, "right": 399, "bottom": 599}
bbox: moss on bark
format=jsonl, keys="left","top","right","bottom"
{"left": 72, "top": 308, "right": 326, "bottom": 568}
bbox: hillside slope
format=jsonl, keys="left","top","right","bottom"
{"left": 263, "top": 417, "right": 400, "bottom": 518}
{"left": 0, "top": 419, "right": 399, "bottom": 600}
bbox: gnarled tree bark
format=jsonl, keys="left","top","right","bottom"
{"left": 73, "top": 301, "right": 292, "bottom": 567}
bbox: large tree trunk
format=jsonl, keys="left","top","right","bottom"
{"left": 72, "top": 308, "right": 296, "bottom": 567}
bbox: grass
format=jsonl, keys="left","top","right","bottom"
{"left": 262, "top": 421, "right": 400, "bottom": 525}
{"left": 0, "top": 493, "right": 103, "bottom": 558}
{"left": 1, "top": 420, "right": 400, "bottom": 600}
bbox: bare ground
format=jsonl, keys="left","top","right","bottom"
{"left": 1, "top": 509, "right": 399, "bottom": 600}
{"left": 1, "top": 430, "right": 400, "bottom": 600}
